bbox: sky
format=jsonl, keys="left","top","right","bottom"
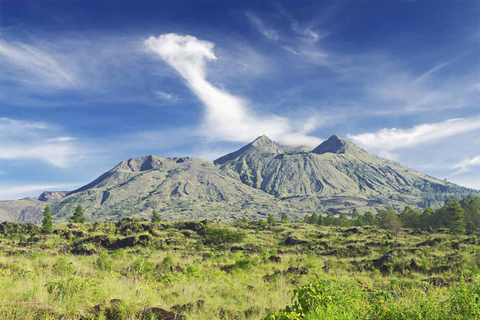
{"left": 0, "top": 1, "right": 479, "bottom": 200}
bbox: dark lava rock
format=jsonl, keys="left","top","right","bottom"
{"left": 171, "top": 300, "right": 204, "bottom": 314}
{"left": 170, "top": 265, "right": 184, "bottom": 273}
{"left": 284, "top": 266, "right": 309, "bottom": 275}
{"left": 268, "top": 256, "right": 282, "bottom": 263}
{"left": 372, "top": 254, "right": 394, "bottom": 273}
{"left": 344, "top": 228, "right": 361, "bottom": 234}
{"left": 285, "top": 237, "right": 308, "bottom": 246}
{"left": 139, "top": 307, "right": 185, "bottom": 320}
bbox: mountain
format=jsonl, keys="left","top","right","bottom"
{"left": 1, "top": 135, "right": 478, "bottom": 223}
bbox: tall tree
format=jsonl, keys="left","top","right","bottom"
{"left": 324, "top": 212, "right": 336, "bottom": 226}
{"left": 376, "top": 207, "right": 401, "bottom": 230}
{"left": 267, "top": 213, "right": 276, "bottom": 224}
{"left": 399, "top": 206, "right": 421, "bottom": 228}
{"left": 151, "top": 210, "right": 161, "bottom": 223}
{"left": 460, "top": 195, "right": 480, "bottom": 232}
{"left": 69, "top": 205, "right": 86, "bottom": 223}
{"left": 41, "top": 205, "right": 53, "bottom": 234}
{"left": 442, "top": 199, "right": 466, "bottom": 234}
{"left": 280, "top": 213, "right": 289, "bottom": 224}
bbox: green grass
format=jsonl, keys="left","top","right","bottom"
{"left": 0, "top": 219, "right": 479, "bottom": 319}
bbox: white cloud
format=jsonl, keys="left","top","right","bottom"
{"left": 348, "top": 117, "right": 480, "bottom": 157}
{"left": 245, "top": 12, "right": 280, "bottom": 41}
{"left": 0, "top": 183, "right": 80, "bottom": 201}
{"left": 452, "top": 155, "right": 480, "bottom": 174}
{"left": 0, "top": 40, "right": 78, "bottom": 89}
{"left": 144, "top": 33, "right": 321, "bottom": 147}
{"left": 0, "top": 118, "right": 80, "bottom": 167}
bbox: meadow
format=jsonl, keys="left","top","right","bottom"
{"left": 0, "top": 216, "right": 480, "bottom": 319}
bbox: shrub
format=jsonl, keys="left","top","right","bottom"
{"left": 52, "top": 257, "right": 74, "bottom": 277}
{"left": 45, "top": 276, "right": 98, "bottom": 302}
{"left": 96, "top": 251, "right": 113, "bottom": 271}
{"left": 204, "top": 227, "right": 245, "bottom": 246}
{"left": 127, "top": 258, "right": 155, "bottom": 276}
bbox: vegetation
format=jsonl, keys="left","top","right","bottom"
{"left": 69, "top": 205, "right": 86, "bottom": 223}
{"left": 151, "top": 210, "right": 161, "bottom": 223}
{"left": 3, "top": 136, "right": 479, "bottom": 224}
{"left": 303, "top": 196, "right": 480, "bottom": 235}
{"left": 41, "top": 205, "right": 52, "bottom": 234}
{"left": 1, "top": 196, "right": 480, "bottom": 319}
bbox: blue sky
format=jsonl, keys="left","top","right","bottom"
{"left": 0, "top": 1, "right": 479, "bottom": 200}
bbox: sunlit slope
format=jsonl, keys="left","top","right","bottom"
{"left": 50, "top": 156, "right": 294, "bottom": 222}
{"left": 1, "top": 135, "right": 478, "bottom": 222}
{"left": 215, "top": 135, "right": 476, "bottom": 211}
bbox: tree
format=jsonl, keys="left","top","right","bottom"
{"left": 420, "top": 208, "right": 435, "bottom": 229}
{"left": 317, "top": 215, "right": 325, "bottom": 226}
{"left": 41, "top": 205, "right": 53, "bottom": 234}
{"left": 267, "top": 214, "right": 276, "bottom": 224}
{"left": 442, "top": 199, "right": 466, "bottom": 234}
{"left": 324, "top": 212, "right": 336, "bottom": 226}
{"left": 69, "top": 205, "right": 86, "bottom": 223}
{"left": 309, "top": 212, "right": 320, "bottom": 225}
{"left": 280, "top": 213, "right": 289, "bottom": 224}
{"left": 460, "top": 195, "right": 480, "bottom": 232}
{"left": 362, "top": 212, "right": 376, "bottom": 226}
{"left": 337, "top": 213, "right": 350, "bottom": 227}
{"left": 151, "top": 210, "right": 161, "bottom": 223}
{"left": 399, "top": 206, "right": 420, "bottom": 228}
{"left": 376, "top": 207, "right": 401, "bottom": 231}
{"left": 352, "top": 208, "right": 360, "bottom": 220}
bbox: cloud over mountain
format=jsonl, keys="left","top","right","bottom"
{"left": 144, "top": 33, "right": 322, "bottom": 147}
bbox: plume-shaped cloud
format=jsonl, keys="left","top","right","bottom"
{"left": 144, "top": 33, "right": 321, "bottom": 147}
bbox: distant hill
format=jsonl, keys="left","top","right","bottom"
{"left": 1, "top": 135, "right": 478, "bottom": 223}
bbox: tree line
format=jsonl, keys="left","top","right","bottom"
{"left": 303, "top": 195, "right": 480, "bottom": 234}
{"left": 40, "top": 195, "right": 480, "bottom": 235}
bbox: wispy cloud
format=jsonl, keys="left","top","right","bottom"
{"left": 245, "top": 12, "right": 280, "bottom": 41}
{"left": 0, "top": 183, "right": 80, "bottom": 201}
{"left": 348, "top": 117, "right": 480, "bottom": 159}
{"left": 144, "top": 33, "right": 322, "bottom": 147}
{"left": 245, "top": 12, "right": 330, "bottom": 66}
{"left": 0, "top": 39, "right": 79, "bottom": 89}
{"left": 0, "top": 118, "right": 82, "bottom": 167}
{"left": 452, "top": 155, "right": 480, "bottom": 175}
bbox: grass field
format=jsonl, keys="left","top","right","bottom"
{"left": 0, "top": 218, "right": 479, "bottom": 319}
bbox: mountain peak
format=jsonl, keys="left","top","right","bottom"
{"left": 214, "top": 135, "right": 283, "bottom": 165}
{"left": 250, "top": 135, "right": 274, "bottom": 147}
{"left": 312, "top": 135, "right": 359, "bottom": 155}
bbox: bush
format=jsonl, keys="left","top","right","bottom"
{"left": 96, "top": 251, "right": 113, "bottom": 271}
{"left": 204, "top": 227, "right": 245, "bottom": 246}
{"left": 52, "top": 257, "right": 74, "bottom": 277}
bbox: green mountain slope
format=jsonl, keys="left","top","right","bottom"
{"left": 215, "top": 135, "right": 478, "bottom": 213}
{"left": 1, "top": 135, "right": 478, "bottom": 223}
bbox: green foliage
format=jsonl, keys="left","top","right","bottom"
{"left": 45, "top": 276, "right": 98, "bottom": 302}
{"left": 151, "top": 210, "right": 161, "bottom": 223}
{"left": 126, "top": 258, "right": 155, "bottom": 276}
{"left": 69, "top": 205, "right": 86, "bottom": 223}
{"left": 52, "top": 256, "right": 74, "bottom": 277}
{"left": 41, "top": 205, "right": 53, "bottom": 234}
{"left": 204, "top": 227, "right": 245, "bottom": 246}
{"left": 280, "top": 213, "right": 289, "bottom": 224}
{"left": 266, "top": 277, "right": 480, "bottom": 320}
{"left": 377, "top": 206, "right": 401, "bottom": 230}
{"left": 267, "top": 214, "right": 276, "bottom": 224}
{"left": 442, "top": 199, "right": 466, "bottom": 234}
{"left": 96, "top": 251, "right": 112, "bottom": 271}
{"left": 234, "top": 258, "right": 253, "bottom": 271}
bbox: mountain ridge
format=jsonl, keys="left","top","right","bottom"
{"left": 1, "top": 135, "right": 478, "bottom": 223}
